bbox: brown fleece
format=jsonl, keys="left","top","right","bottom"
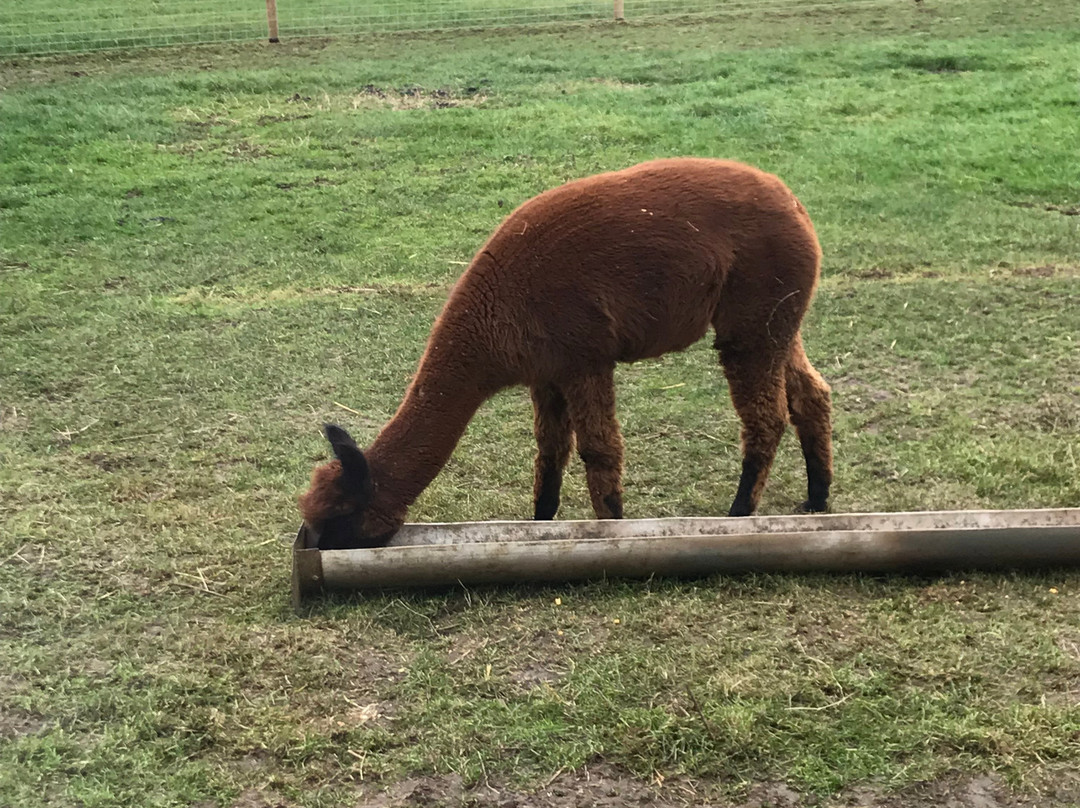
{"left": 300, "top": 158, "right": 834, "bottom": 541}
{"left": 531, "top": 383, "right": 574, "bottom": 520}
{"left": 297, "top": 460, "right": 347, "bottom": 524}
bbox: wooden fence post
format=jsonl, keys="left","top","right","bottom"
{"left": 614, "top": 0, "right": 625, "bottom": 20}
{"left": 266, "top": 0, "right": 280, "bottom": 42}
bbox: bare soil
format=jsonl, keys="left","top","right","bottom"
{"left": 0, "top": 706, "right": 48, "bottom": 739}
{"left": 216, "top": 767, "right": 1080, "bottom": 808}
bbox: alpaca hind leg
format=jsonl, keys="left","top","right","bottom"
{"left": 785, "top": 335, "right": 833, "bottom": 512}
{"left": 562, "top": 369, "right": 624, "bottom": 519}
{"left": 719, "top": 350, "right": 789, "bottom": 517}
{"left": 531, "top": 383, "right": 573, "bottom": 520}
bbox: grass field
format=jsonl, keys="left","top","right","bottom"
{"left": 2, "top": 2, "right": 1080, "bottom": 806}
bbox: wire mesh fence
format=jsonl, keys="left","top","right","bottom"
{"left": 2, "top": 1, "right": 264, "bottom": 56}
{"left": 1, "top": 0, "right": 880, "bottom": 57}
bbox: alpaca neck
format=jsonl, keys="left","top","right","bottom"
{"left": 363, "top": 346, "right": 503, "bottom": 532}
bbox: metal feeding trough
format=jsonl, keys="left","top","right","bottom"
{"left": 291, "top": 508, "right": 1080, "bottom": 606}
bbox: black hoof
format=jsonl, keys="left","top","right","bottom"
{"left": 796, "top": 499, "right": 829, "bottom": 514}
{"left": 603, "top": 493, "right": 624, "bottom": 520}
{"left": 534, "top": 488, "right": 560, "bottom": 520}
{"left": 728, "top": 503, "right": 754, "bottom": 517}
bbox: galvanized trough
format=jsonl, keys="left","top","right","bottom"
{"left": 291, "top": 508, "right": 1080, "bottom": 606}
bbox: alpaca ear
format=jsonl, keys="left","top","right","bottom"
{"left": 323, "top": 423, "right": 373, "bottom": 505}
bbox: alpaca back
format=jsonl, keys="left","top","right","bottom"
{"left": 433, "top": 158, "right": 821, "bottom": 383}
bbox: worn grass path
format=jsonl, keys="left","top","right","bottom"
{"left": 2, "top": 2, "right": 1079, "bottom": 806}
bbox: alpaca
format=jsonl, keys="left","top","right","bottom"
{"left": 300, "top": 158, "right": 833, "bottom": 549}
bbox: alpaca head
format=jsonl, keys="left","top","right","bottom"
{"left": 299, "top": 424, "right": 380, "bottom": 549}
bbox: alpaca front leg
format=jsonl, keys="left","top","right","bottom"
{"left": 579, "top": 449, "right": 624, "bottom": 519}
{"left": 531, "top": 383, "right": 573, "bottom": 520}
{"left": 563, "top": 370, "right": 625, "bottom": 520}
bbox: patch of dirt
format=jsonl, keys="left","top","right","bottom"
{"left": 1008, "top": 202, "right": 1080, "bottom": 217}
{"left": 831, "top": 375, "right": 900, "bottom": 416}
{"left": 558, "top": 77, "right": 649, "bottom": 94}
{"left": 248, "top": 629, "right": 411, "bottom": 695}
{"left": 354, "top": 768, "right": 682, "bottom": 808}
{"left": 1012, "top": 265, "right": 1057, "bottom": 278}
{"left": 0, "top": 707, "right": 48, "bottom": 739}
{"left": 256, "top": 112, "right": 314, "bottom": 126}
{"left": 917, "top": 578, "right": 985, "bottom": 607}
{"left": 1043, "top": 678, "right": 1080, "bottom": 708}
{"left": 587, "top": 77, "right": 647, "bottom": 89}
{"left": 110, "top": 480, "right": 175, "bottom": 504}
{"left": 349, "top": 769, "right": 1079, "bottom": 808}
{"left": 178, "top": 114, "right": 229, "bottom": 129}
{"left": 231, "top": 748, "right": 277, "bottom": 775}
{"left": 1010, "top": 265, "right": 1080, "bottom": 278}
{"left": 111, "top": 570, "right": 157, "bottom": 598}
{"left": 356, "top": 774, "right": 465, "bottom": 808}
{"left": 224, "top": 139, "right": 273, "bottom": 160}
{"left": 1050, "top": 634, "right": 1080, "bottom": 706}
{"left": 981, "top": 391, "right": 1080, "bottom": 435}
{"left": 1031, "top": 392, "right": 1080, "bottom": 432}
{"left": 0, "top": 404, "right": 27, "bottom": 432}
{"left": 443, "top": 628, "right": 581, "bottom": 692}
{"left": 744, "top": 782, "right": 801, "bottom": 807}
{"left": 0, "top": 675, "right": 28, "bottom": 694}
{"left": 445, "top": 634, "right": 492, "bottom": 665}
{"left": 509, "top": 663, "right": 565, "bottom": 689}
{"left": 84, "top": 452, "right": 139, "bottom": 472}
{"left": 350, "top": 83, "right": 488, "bottom": 110}
{"left": 274, "top": 175, "right": 338, "bottom": 191}
{"left": 854, "top": 267, "right": 895, "bottom": 280}
{"left": 834, "top": 773, "right": 1027, "bottom": 808}
{"left": 791, "top": 606, "right": 867, "bottom": 657}
{"left": 898, "top": 54, "right": 984, "bottom": 74}
{"left": 228, "top": 789, "right": 294, "bottom": 808}
{"left": 167, "top": 137, "right": 272, "bottom": 160}
{"left": 319, "top": 700, "right": 398, "bottom": 735}
{"left": 1057, "top": 634, "right": 1080, "bottom": 662}
{"left": 76, "top": 657, "right": 114, "bottom": 679}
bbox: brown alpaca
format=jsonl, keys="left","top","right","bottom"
{"left": 299, "top": 158, "right": 833, "bottom": 549}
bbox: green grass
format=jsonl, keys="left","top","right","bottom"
{"left": 2, "top": 3, "right": 1080, "bottom": 807}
